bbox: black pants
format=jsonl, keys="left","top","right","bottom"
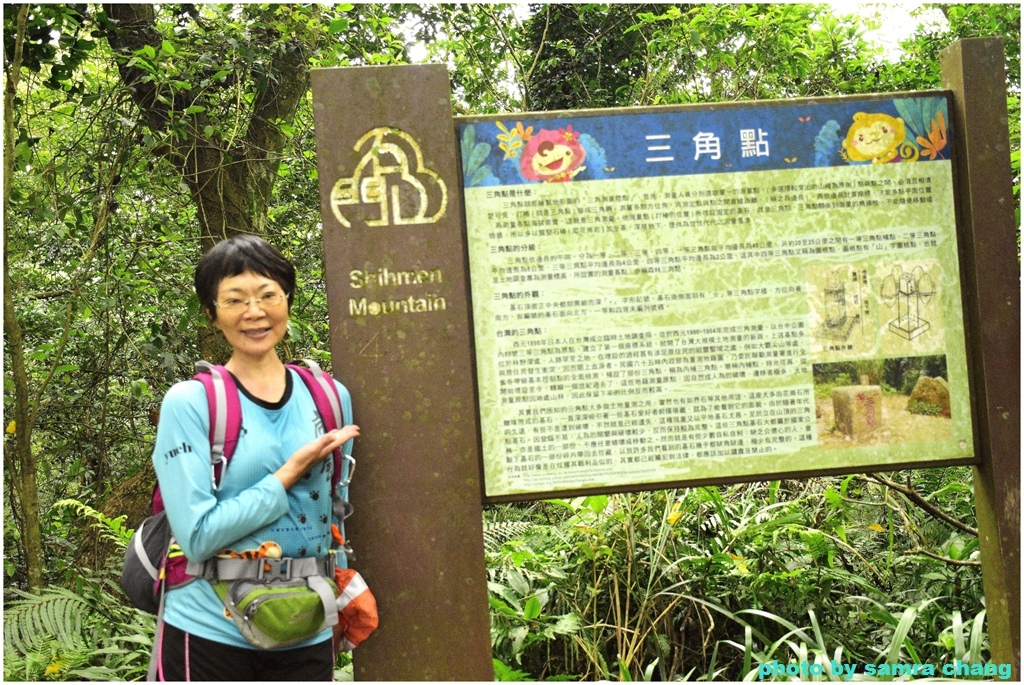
{"left": 155, "top": 622, "right": 334, "bottom": 681}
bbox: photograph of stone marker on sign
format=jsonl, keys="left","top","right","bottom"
{"left": 812, "top": 355, "right": 951, "bottom": 448}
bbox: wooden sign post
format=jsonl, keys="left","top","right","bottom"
{"left": 940, "top": 37, "right": 1020, "bottom": 676}
{"left": 311, "top": 65, "right": 493, "bottom": 681}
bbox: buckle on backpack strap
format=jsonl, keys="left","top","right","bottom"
{"left": 339, "top": 454, "right": 356, "bottom": 487}
{"left": 210, "top": 455, "right": 227, "bottom": 491}
{"left": 257, "top": 558, "right": 292, "bottom": 581}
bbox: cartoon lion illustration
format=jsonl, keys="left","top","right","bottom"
{"left": 520, "top": 126, "right": 587, "bottom": 182}
{"left": 841, "top": 112, "right": 919, "bottom": 164}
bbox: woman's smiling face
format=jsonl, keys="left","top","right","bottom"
{"left": 212, "top": 271, "right": 290, "bottom": 361}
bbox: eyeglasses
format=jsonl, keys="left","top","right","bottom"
{"left": 214, "top": 291, "right": 288, "bottom": 313}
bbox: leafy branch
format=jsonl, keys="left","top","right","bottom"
{"left": 865, "top": 473, "right": 978, "bottom": 537}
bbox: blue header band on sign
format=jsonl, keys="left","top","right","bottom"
{"left": 459, "top": 95, "right": 951, "bottom": 187}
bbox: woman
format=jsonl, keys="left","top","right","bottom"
{"left": 151, "top": 235, "right": 359, "bottom": 680}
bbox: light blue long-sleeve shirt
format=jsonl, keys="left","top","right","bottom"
{"left": 151, "top": 368, "right": 353, "bottom": 649}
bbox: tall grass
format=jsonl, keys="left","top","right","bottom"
{"left": 486, "top": 472, "right": 988, "bottom": 681}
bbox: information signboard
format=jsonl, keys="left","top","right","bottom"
{"left": 459, "top": 92, "right": 975, "bottom": 500}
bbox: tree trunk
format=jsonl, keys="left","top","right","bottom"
{"left": 4, "top": 3, "right": 44, "bottom": 591}
{"left": 103, "top": 4, "right": 312, "bottom": 361}
{"left": 3, "top": 283, "right": 43, "bottom": 592}
{"left": 103, "top": 3, "right": 310, "bottom": 242}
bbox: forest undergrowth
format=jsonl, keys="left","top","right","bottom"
{"left": 3, "top": 469, "right": 988, "bottom": 681}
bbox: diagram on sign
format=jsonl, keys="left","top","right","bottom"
{"left": 881, "top": 264, "right": 935, "bottom": 340}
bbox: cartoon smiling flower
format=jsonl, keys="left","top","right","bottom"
{"left": 520, "top": 127, "right": 587, "bottom": 182}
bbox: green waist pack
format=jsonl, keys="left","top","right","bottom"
{"left": 213, "top": 576, "right": 338, "bottom": 649}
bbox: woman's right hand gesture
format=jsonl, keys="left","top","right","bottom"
{"left": 275, "top": 426, "right": 360, "bottom": 489}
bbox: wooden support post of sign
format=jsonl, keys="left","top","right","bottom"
{"left": 940, "top": 38, "right": 1020, "bottom": 675}
{"left": 310, "top": 64, "right": 493, "bottom": 681}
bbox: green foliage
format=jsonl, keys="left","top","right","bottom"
{"left": 483, "top": 472, "right": 984, "bottom": 680}
{"left": 814, "top": 356, "right": 948, "bottom": 398}
{"left": 907, "top": 399, "right": 942, "bottom": 416}
{"left": 404, "top": 4, "right": 527, "bottom": 113}
{"left": 3, "top": 573, "right": 154, "bottom": 681}
{"left": 52, "top": 499, "right": 133, "bottom": 548}
{"left": 484, "top": 518, "right": 537, "bottom": 553}
{"left": 728, "top": 605, "right": 991, "bottom": 681}
{"left": 494, "top": 657, "right": 537, "bottom": 681}
{"left": 524, "top": 4, "right": 663, "bottom": 111}
{"left": 812, "top": 370, "right": 857, "bottom": 399}
{"left": 3, "top": 4, "right": 96, "bottom": 91}
{"left": 627, "top": 4, "right": 883, "bottom": 105}
{"left": 4, "top": 496, "right": 151, "bottom": 680}
{"left": 4, "top": 586, "right": 88, "bottom": 656}
{"left": 878, "top": 4, "right": 1021, "bottom": 255}
{"left": 873, "top": 4, "right": 1020, "bottom": 94}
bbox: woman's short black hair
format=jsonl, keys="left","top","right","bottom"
{"left": 195, "top": 234, "right": 296, "bottom": 321}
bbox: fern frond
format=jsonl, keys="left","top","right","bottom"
{"left": 3, "top": 633, "right": 59, "bottom": 681}
{"left": 483, "top": 520, "right": 535, "bottom": 552}
{"left": 53, "top": 498, "right": 133, "bottom": 547}
{"left": 4, "top": 587, "right": 89, "bottom": 654}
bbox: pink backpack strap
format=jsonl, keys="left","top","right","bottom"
{"left": 155, "top": 363, "right": 241, "bottom": 590}
{"left": 193, "top": 361, "right": 242, "bottom": 488}
{"left": 151, "top": 485, "right": 165, "bottom": 515}
{"left": 287, "top": 360, "right": 349, "bottom": 490}
{"left": 150, "top": 362, "right": 240, "bottom": 515}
